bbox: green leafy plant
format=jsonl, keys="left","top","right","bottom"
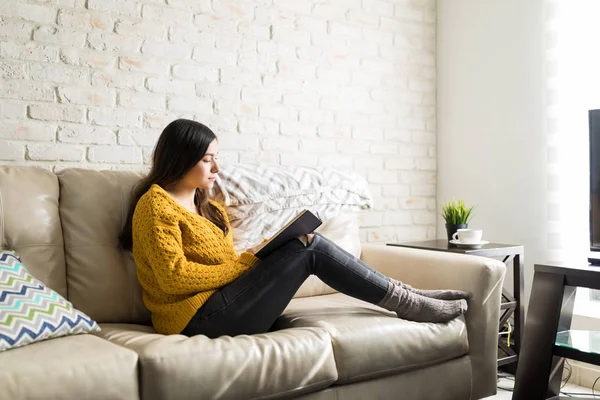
{"left": 441, "top": 199, "right": 475, "bottom": 225}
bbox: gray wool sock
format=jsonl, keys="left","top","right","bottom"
{"left": 390, "top": 279, "right": 471, "bottom": 301}
{"left": 378, "top": 281, "right": 467, "bottom": 323}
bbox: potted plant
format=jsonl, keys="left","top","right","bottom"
{"left": 441, "top": 199, "right": 475, "bottom": 241}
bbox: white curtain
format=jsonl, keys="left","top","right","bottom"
{"left": 545, "top": 0, "right": 600, "bottom": 316}
{"left": 545, "top": 0, "right": 600, "bottom": 263}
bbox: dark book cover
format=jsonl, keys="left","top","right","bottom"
{"left": 254, "top": 210, "right": 322, "bottom": 259}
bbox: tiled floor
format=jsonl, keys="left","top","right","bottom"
{"left": 483, "top": 374, "right": 596, "bottom": 399}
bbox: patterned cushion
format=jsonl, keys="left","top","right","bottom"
{"left": 0, "top": 251, "right": 100, "bottom": 352}
{"left": 210, "top": 164, "right": 372, "bottom": 252}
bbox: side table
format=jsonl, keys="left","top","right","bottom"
{"left": 513, "top": 263, "right": 600, "bottom": 400}
{"left": 386, "top": 239, "right": 524, "bottom": 369}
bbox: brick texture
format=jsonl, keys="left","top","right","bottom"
{"left": 0, "top": 0, "right": 437, "bottom": 243}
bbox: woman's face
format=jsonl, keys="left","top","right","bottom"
{"left": 183, "top": 139, "right": 220, "bottom": 190}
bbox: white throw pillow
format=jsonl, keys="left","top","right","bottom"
{"left": 210, "top": 164, "right": 372, "bottom": 253}
{"left": 211, "top": 164, "right": 372, "bottom": 218}
{"left": 314, "top": 213, "right": 362, "bottom": 258}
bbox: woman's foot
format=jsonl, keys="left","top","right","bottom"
{"left": 392, "top": 279, "right": 471, "bottom": 301}
{"left": 378, "top": 282, "right": 468, "bottom": 323}
{"left": 396, "top": 296, "right": 467, "bottom": 323}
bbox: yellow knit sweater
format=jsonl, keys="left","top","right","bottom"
{"left": 132, "top": 184, "right": 259, "bottom": 335}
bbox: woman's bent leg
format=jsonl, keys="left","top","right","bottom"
{"left": 182, "top": 238, "right": 310, "bottom": 338}
{"left": 182, "top": 235, "right": 390, "bottom": 338}
{"left": 183, "top": 233, "right": 468, "bottom": 338}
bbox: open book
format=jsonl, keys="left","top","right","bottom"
{"left": 254, "top": 210, "right": 322, "bottom": 259}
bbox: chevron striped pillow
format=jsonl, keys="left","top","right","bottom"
{"left": 0, "top": 251, "right": 100, "bottom": 352}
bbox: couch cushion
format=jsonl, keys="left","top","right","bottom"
{"left": 273, "top": 293, "right": 469, "bottom": 384}
{"left": 97, "top": 323, "right": 338, "bottom": 400}
{"left": 57, "top": 168, "right": 149, "bottom": 325}
{"left": 0, "top": 166, "right": 67, "bottom": 298}
{"left": 0, "top": 250, "right": 99, "bottom": 352}
{"left": 0, "top": 333, "right": 139, "bottom": 400}
{"left": 295, "top": 356, "right": 472, "bottom": 400}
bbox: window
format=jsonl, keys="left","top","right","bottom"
{"left": 545, "top": 0, "right": 600, "bottom": 320}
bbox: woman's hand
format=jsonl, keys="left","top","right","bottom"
{"left": 245, "top": 243, "right": 262, "bottom": 255}
{"left": 245, "top": 238, "right": 269, "bottom": 255}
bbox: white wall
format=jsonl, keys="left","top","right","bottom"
{"left": 437, "top": 0, "right": 546, "bottom": 306}
{"left": 0, "top": 0, "right": 437, "bottom": 244}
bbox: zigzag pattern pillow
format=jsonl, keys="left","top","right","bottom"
{"left": 0, "top": 251, "right": 100, "bottom": 352}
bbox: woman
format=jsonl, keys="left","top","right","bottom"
{"left": 121, "top": 119, "right": 469, "bottom": 338}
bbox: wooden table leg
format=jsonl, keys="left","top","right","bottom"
{"left": 514, "top": 252, "right": 525, "bottom": 354}
{"left": 513, "top": 271, "right": 566, "bottom": 400}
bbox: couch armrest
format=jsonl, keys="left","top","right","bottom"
{"left": 360, "top": 244, "right": 506, "bottom": 400}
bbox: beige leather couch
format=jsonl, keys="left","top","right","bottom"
{"left": 0, "top": 166, "right": 506, "bottom": 400}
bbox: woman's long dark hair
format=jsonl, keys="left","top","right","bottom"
{"left": 120, "top": 119, "right": 228, "bottom": 250}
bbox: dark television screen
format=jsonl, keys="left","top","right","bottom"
{"left": 590, "top": 109, "right": 600, "bottom": 250}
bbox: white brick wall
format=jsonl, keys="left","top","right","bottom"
{"left": 0, "top": 0, "right": 437, "bottom": 243}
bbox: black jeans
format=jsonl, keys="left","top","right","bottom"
{"left": 181, "top": 233, "right": 391, "bottom": 338}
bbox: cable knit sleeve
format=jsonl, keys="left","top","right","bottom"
{"left": 141, "top": 224, "right": 259, "bottom": 295}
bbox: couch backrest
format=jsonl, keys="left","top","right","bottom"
{"left": 1, "top": 166, "right": 363, "bottom": 325}
{"left": 57, "top": 168, "right": 150, "bottom": 325}
{"left": 57, "top": 168, "right": 361, "bottom": 321}
{"left": 0, "top": 167, "right": 67, "bottom": 298}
